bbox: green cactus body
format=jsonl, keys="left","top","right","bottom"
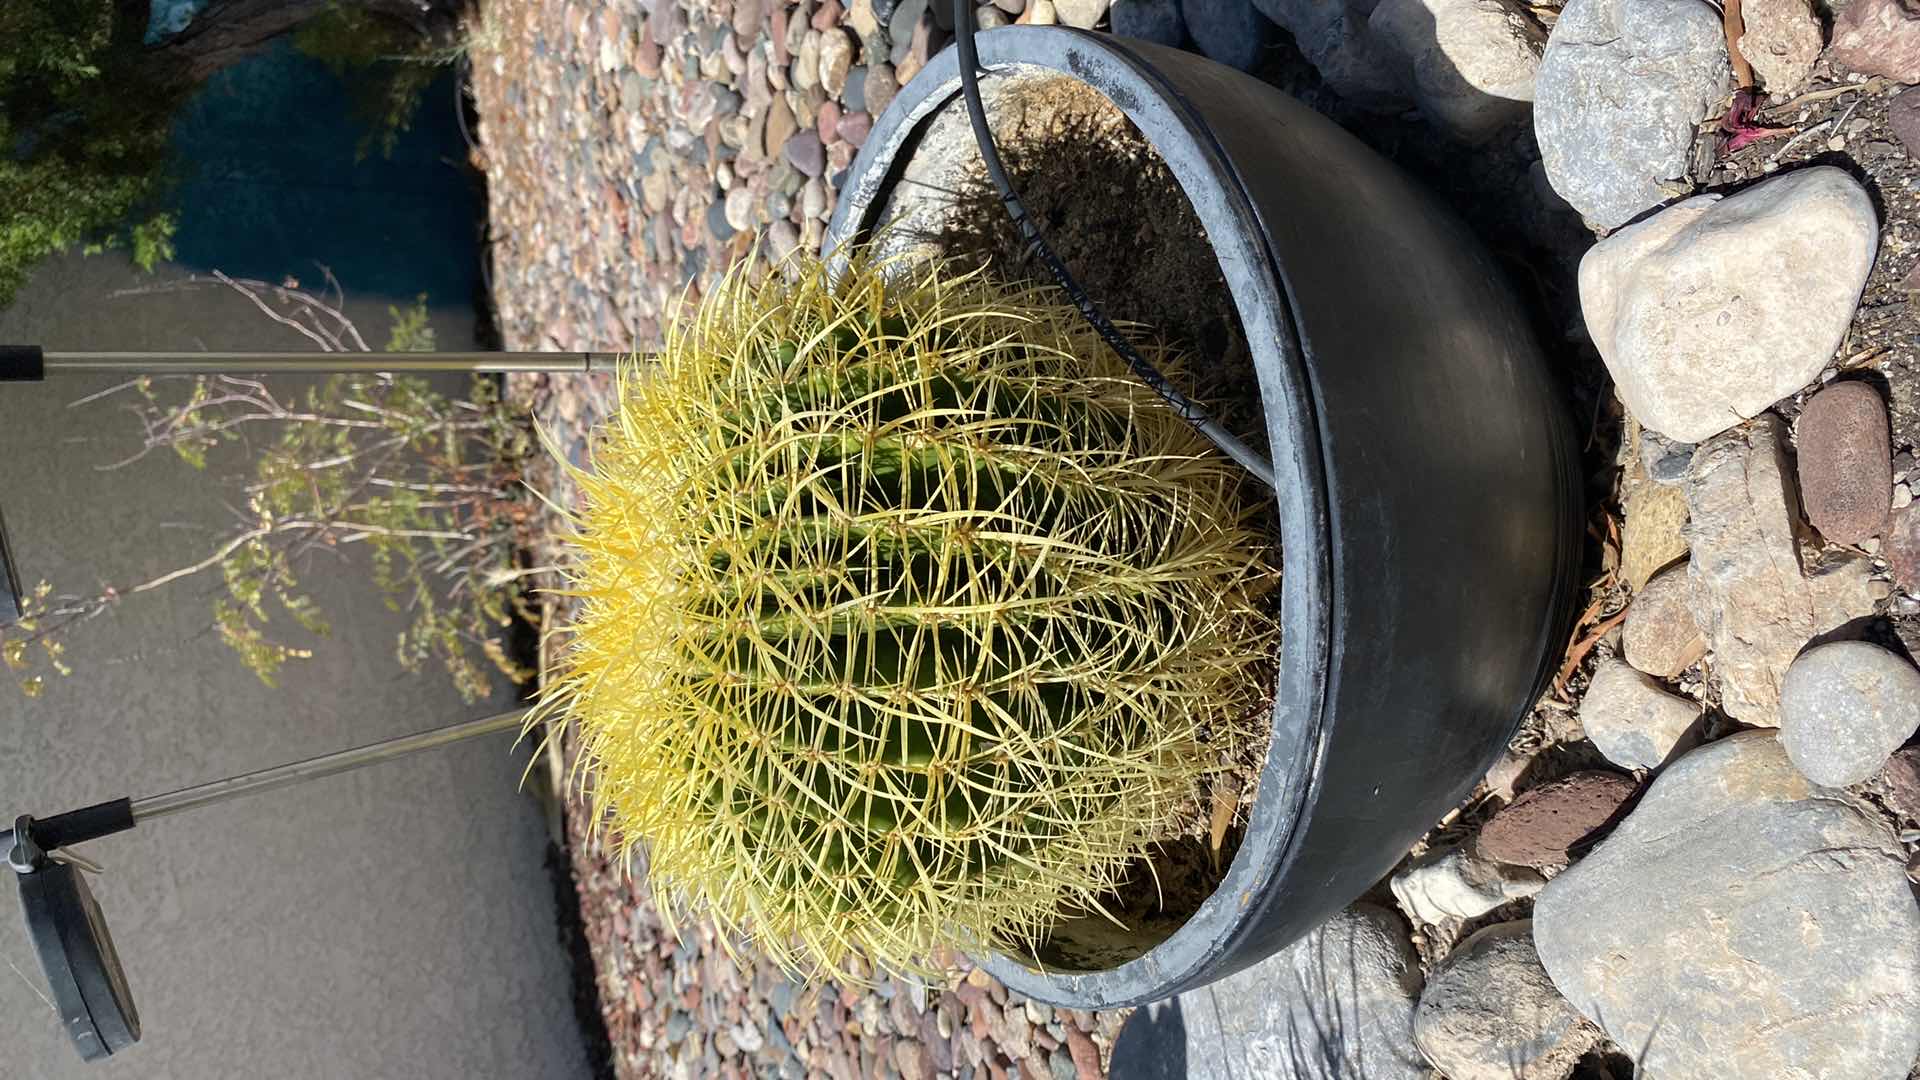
{"left": 546, "top": 253, "right": 1280, "bottom": 977}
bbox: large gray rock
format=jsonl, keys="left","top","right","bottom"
{"left": 1170, "top": 904, "right": 1427, "bottom": 1079}
{"left": 1534, "top": 0, "right": 1728, "bottom": 229}
{"left": 1685, "top": 415, "right": 1889, "bottom": 725}
{"left": 1534, "top": 732, "right": 1920, "bottom": 1080}
{"left": 1369, "top": 0, "right": 1543, "bottom": 141}
{"left": 1413, "top": 921, "right": 1594, "bottom": 1080}
{"left": 1780, "top": 641, "right": 1920, "bottom": 788}
{"left": 1580, "top": 656, "right": 1700, "bottom": 770}
{"left": 1580, "top": 167, "right": 1880, "bottom": 443}
{"left": 1252, "top": 0, "right": 1411, "bottom": 109}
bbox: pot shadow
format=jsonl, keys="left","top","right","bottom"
{"left": 1108, "top": 911, "right": 1426, "bottom": 1078}
{"left": 1235, "top": 0, "right": 1621, "bottom": 573}
{"left": 1108, "top": 998, "right": 1188, "bottom": 1079}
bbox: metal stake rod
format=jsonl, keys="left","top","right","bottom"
{"left": 0, "top": 344, "right": 636, "bottom": 380}
{"left": 5, "top": 709, "right": 532, "bottom": 856}
{"left": 40, "top": 351, "right": 624, "bottom": 375}
{"left": 129, "top": 709, "right": 531, "bottom": 824}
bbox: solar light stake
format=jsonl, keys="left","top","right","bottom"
{"left": 2, "top": 344, "right": 626, "bottom": 378}
{"left": 4, "top": 708, "right": 531, "bottom": 1061}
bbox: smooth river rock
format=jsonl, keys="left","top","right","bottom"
{"left": 1413, "top": 921, "right": 1594, "bottom": 1080}
{"left": 1780, "top": 641, "right": 1920, "bottom": 788}
{"left": 1797, "top": 380, "right": 1893, "bottom": 545}
{"left": 1534, "top": 731, "right": 1920, "bottom": 1080}
{"left": 1684, "top": 415, "right": 1889, "bottom": 725}
{"left": 1579, "top": 657, "right": 1700, "bottom": 770}
{"left": 1534, "top": 0, "right": 1728, "bottom": 228}
{"left": 1369, "top": 0, "right": 1543, "bottom": 141}
{"left": 1580, "top": 167, "right": 1879, "bottom": 443}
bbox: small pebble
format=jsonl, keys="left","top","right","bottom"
{"left": 837, "top": 109, "right": 874, "bottom": 146}
{"left": 864, "top": 62, "right": 899, "bottom": 115}
{"left": 784, "top": 130, "right": 827, "bottom": 176}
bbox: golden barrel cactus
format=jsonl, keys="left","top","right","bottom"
{"left": 541, "top": 251, "right": 1280, "bottom": 976}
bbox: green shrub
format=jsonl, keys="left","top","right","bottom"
{"left": 0, "top": 1, "right": 180, "bottom": 305}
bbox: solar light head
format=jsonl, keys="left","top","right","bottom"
{"left": 8, "top": 819, "right": 140, "bottom": 1061}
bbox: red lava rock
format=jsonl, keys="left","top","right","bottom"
{"left": 1892, "top": 87, "right": 1920, "bottom": 159}
{"left": 972, "top": 1000, "right": 996, "bottom": 1042}
{"left": 1797, "top": 380, "right": 1892, "bottom": 544}
{"left": 1829, "top": 0, "right": 1920, "bottom": 81}
{"left": 1888, "top": 504, "right": 1920, "bottom": 594}
{"left": 1880, "top": 746, "right": 1920, "bottom": 821}
{"left": 1476, "top": 771, "right": 1639, "bottom": 869}
{"left": 837, "top": 109, "right": 873, "bottom": 146}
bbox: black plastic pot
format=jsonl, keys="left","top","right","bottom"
{"left": 824, "top": 26, "right": 1582, "bottom": 1009}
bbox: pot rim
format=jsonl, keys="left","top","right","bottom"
{"left": 823, "top": 25, "right": 1338, "bottom": 1007}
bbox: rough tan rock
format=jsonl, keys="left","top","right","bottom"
{"left": 1622, "top": 562, "right": 1706, "bottom": 677}
{"left": 1414, "top": 922, "right": 1595, "bottom": 1080}
{"left": 1684, "top": 414, "right": 1890, "bottom": 725}
{"left": 1622, "top": 465, "right": 1689, "bottom": 591}
{"left": 1738, "top": 0, "right": 1823, "bottom": 91}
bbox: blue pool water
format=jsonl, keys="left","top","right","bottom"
{"left": 164, "top": 41, "right": 482, "bottom": 309}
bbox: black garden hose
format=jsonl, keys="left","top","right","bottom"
{"left": 949, "top": 1, "right": 1277, "bottom": 490}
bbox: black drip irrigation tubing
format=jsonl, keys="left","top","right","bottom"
{"left": 949, "top": 2, "right": 1278, "bottom": 491}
